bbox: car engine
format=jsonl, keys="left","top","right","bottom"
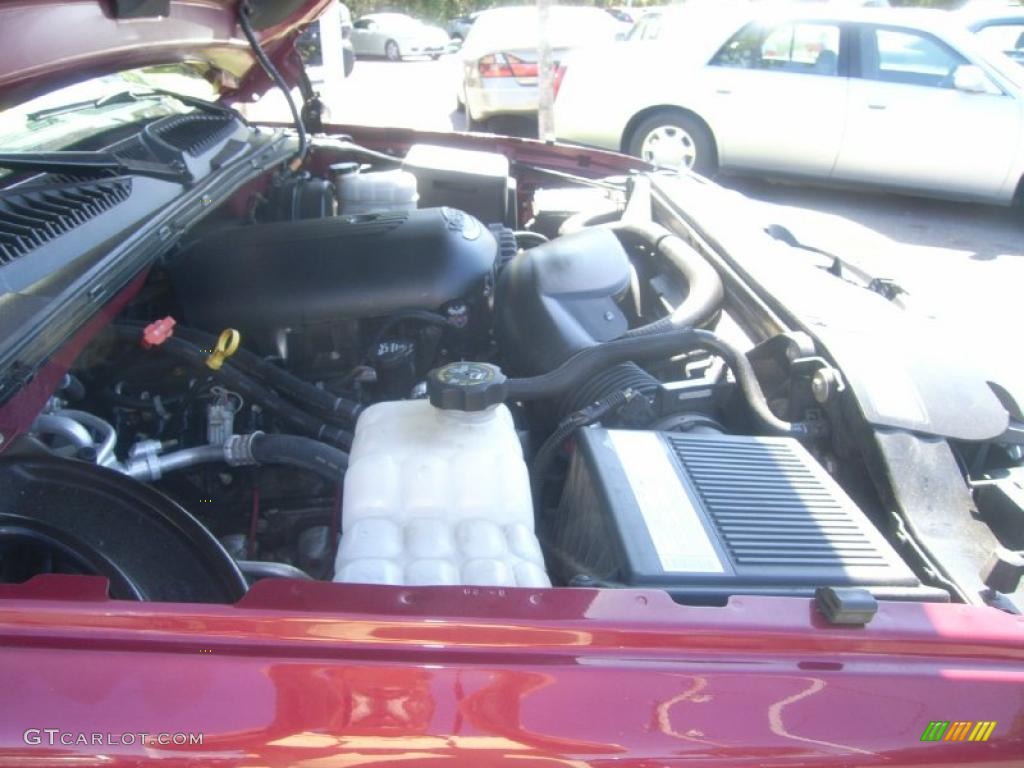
{"left": 3, "top": 143, "right": 943, "bottom": 605}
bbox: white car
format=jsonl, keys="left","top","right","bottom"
{"left": 459, "top": 5, "right": 623, "bottom": 128}
{"left": 350, "top": 13, "right": 450, "bottom": 61}
{"left": 554, "top": 5, "right": 1024, "bottom": 204}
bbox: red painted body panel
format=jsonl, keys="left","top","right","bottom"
{"left": 0, "top": 0, "right": 329, "bottom": 107}
{"left": 0, "top": 576, "right": 1022, "bottom": 765}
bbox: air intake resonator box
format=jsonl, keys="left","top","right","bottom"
{"left": 552, "top": 429, "right": 943, "bottom": 603}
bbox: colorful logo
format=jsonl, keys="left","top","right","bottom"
{"left": 921, "top": 721, "right": 997, "bottom": 742}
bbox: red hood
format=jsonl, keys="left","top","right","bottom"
{"left": 0, "top": 0, "right": 329, "bottom": 108}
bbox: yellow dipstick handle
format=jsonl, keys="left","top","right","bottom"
{"left": 206, "top": 328, "right": 241, "bottom": 371}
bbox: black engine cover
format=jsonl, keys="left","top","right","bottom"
{"left": 170, "top": 207, "right": 496, "bottom": 356}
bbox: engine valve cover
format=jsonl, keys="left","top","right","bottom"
{"left": 170, "top": 207, "right": 496, "bottom": 357}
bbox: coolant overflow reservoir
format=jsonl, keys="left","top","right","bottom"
{"left": 332, "top": 163, "right": 418, "bottom": 215}
{"left": 335, "top": 364, "right": 549, "bottom": 588}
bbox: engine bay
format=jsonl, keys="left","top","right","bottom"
{"left": 0, "top": 141, "right": 948, "bottom": 605}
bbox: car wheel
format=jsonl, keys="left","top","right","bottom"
{"left": 627, "top": 111, "right": 717, "bottom": 176}
{"left": 385, "top": 40, "right": 401, "bottom": 61}
{"left": 466, "top": 110, "right": 487, "bottom": 132}
{"left": 464, "top": 93, "right": 485, "bottom": 131}
{"left": 431, "top": 54, "right": 442, "bottom": 61}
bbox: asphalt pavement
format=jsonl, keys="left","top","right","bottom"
{"left": 245, "top": 55, "right": 1024, "bottom": 335}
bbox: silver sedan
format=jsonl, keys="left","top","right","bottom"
{"left": 459, "top": 6, "right": 622, "bottom": 128}
{"left": 350, "top": 13, "right": 450, "bottom": 61}
{"left": 553, "top": 5, "right": 1024, "bottom": 204}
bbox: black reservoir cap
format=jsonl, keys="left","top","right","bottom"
{"left": 427, "top": 362, "right": 507, "bottom": 412}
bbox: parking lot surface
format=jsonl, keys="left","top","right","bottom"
{"left": 247, "top": 56, "right": 1024, "bottom": 336}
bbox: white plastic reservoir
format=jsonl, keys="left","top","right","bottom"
{"left": 334, "top": 400, "right": 550, "bottom": 587}
{"left": 335, "top": 167, "right": 418, "bottom": 215}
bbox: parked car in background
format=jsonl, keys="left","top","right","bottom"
{"left": 554, "top": 5, "right": 1024, "bottom": 204}
{"left": 459, "top": 5, "right": 622, "bottom": 128}
{"left": 963, "top": 10, "right": 1024, "bottom": 63}
{"left": 447, "top": 11, "right": 479, "bottom": 42}
{"left": 351, "top": 12, "right": 450, "bottom": 61}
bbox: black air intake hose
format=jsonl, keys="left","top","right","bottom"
{"left": 505, "top": 328, "right": 811, "bottom": 438}
{"left": 610, "top": 221, "right": 724, "bottom": 337}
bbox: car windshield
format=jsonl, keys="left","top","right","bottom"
{"left": 0, "top": 64, "right": 218, "bottom": 155}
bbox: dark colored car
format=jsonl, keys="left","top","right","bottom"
{"left": 296, "top": 22, "right": 356, "bottom": 77}
{"left": 0, "top": 0, "right": 1022, "bottom": 765}
{"left": 447, "top": 11, "right": 479, "bottom": 41}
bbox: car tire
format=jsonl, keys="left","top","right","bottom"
{"left": 627, "top": 111, "right": 717, "bottom": 176}
{"left": 431, "top": 54, "right": 442, "bottom": 61}
{"left": 385, "top": 40, "right": 401, "bottom": 61}
{"left": 464, "top": 94, "right": 486, "bottom": 131}
{"left": 466, "top": 110, "right": 488, "bottom": 132}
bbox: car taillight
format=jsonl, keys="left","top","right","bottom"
{"left": 478, "top": 53, "right": 539, "bottom": 78}
{"left": 552, "top": 64, "right": 567, "bottom": 101}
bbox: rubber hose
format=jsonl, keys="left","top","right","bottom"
{"left": 238, "top": 560, "right": 313, "bottom": 583}
{"left": 609, "top": 221, "right": 724, "bottom": 337}
{"left": 249, "top": 433, "right": 348, "bottom": 481}
{"left": 239, "top": 2, "right": 308, "bottom": 168}
{"left": 558, "top": 208, "right": 623, "bottom": 237}
{"left": 123, "top": 433, "right": 347, "bottom": 484}
{"left": 505, "top": 328, "right": 810, "bottom": 438}
{"left": 169, "top": 324, "right": 360, "bottom": 424}
{"left": 110, "top": 326, "right": 353, "bottom": 450}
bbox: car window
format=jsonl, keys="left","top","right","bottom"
{"left": 974, "top": 22, "right": 1024, "bottom": 59}
{"left": 711, "top": 21, "right": 841, "bottom": 76}
{"left": 353, "top": 19, "right": 375, "bottom": 30}
{"left": 860, "top": 27, "right": 968, "bottom": 88}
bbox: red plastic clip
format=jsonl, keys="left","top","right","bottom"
{"left": 142, "top": 316, "right": 176, "bottom": 349}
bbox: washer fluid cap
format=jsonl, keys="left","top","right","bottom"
{"left": 427, "top": 362, "right": 508, "bottom": 412}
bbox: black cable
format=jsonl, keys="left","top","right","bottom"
{"left": 238, "top": 1, "right": 308, "bottom": 169}
{"left": 166, "top": 323, "right": 360, "bottom": 424}
{"left": 506, "top": 328, "right": 812, "bottom": 438}
{"left": 109, "top": 326, "right": 352, "bottom": 450}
